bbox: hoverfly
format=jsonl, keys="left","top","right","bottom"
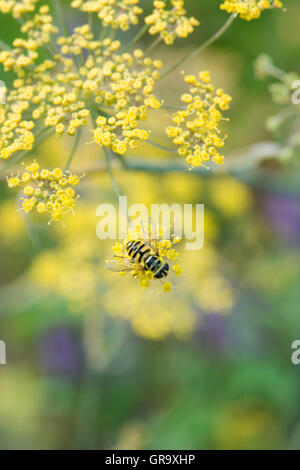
{"left": 105, "top": 222, "right": 170, "bottom": 279}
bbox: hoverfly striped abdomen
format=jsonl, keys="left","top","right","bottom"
{"left": 126, "top": 240, "right": 150, "bottom": 262}
{"left": 126, "top": 240, "right": 169, "bottom": 279}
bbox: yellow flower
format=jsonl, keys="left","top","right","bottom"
{"left": 37, "top": 202, "right": 46, "bottom": 213}
{"left": 172, "top": 264, "right": 182, "bottom": 276}
{"left": 6, "top": 176, "right": 20, "bottom": 188}
{"left": 0, "top": 0, "right": 38, "bottom": 19}
{"left": 71, "top": 0, "right": 143, "bottom": 31}
{"left": 145, "top": 0, "right": 199, "bottom": 45}
{"left": 24, "top": 185, "right": 35, "bottom": 196}
{"left": 7, "top": 162, "right": 84, "bottom": 224}
{"left": 220, "top": 0, "right": 283, "bottom": 21}
{"left": 162, "top": 281, "right": 172, "bottom": 292}
{"left": 210, "top": 177, "right": 252, "bottom": 216}
{"left": 166, "top": 72, "right": 231, "bottom": 169}
{"left": 106, "top": 223, "right": 182, "bottom": 291}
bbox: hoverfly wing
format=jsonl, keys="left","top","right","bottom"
{"left": 141, "top": 217, "right": 161, "bottom": 255}
{"left": 105, "top": 258, "right": 143, "bottom": 273}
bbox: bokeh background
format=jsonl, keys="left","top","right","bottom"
{"left": 1, "top": 0, "right": 300, "bottom": 450}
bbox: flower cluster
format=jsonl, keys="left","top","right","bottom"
{"left": 145, "top": 0, "right": 199, "bottom": 45}
{"left": 91, "top": 48, "right": 163, "bottom": 154}
{"left": 220, "top": 0, "right": 283, "bottom": 21}
{"left": 0, "top": 5, "right": 57, "bottom": 73}
{"left": 0, "top": 13, "right": 163, "bottom": 161}
{"left": 93, "top": 114, "right": 150, "bottom": 155}
{"left": 0, "top": 6, "right": 58, "bottom": 77}
{"left": 71, "top": 0, "right": 143, "bottom": 31}
{"left": 20, "top": 5, "right": 58, "bottom": 48}
{"left": 0, "top": 0, "right": 38, "bottom": 18}
{"left": 7, "top": 161, "right": 84, "bottom": 223}
{"left": 102, "top": 282, "right": 195, "bottom": 339}
{"left": 0, "top": 111, "right": 35, "bottom": 160}
{"left": 166, "top": 71, "right": 232, "bottom": 168}
{"left": 107, "top": 223, "right": 182, "bottom": 291}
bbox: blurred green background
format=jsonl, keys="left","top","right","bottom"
{"left": 1, "top": 0, "right": 300, "bottom": 450}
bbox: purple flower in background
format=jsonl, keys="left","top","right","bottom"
{"left": 37, "top": 326, "right": 84, "bottom": 379}
{"left": 196, "top": 314, "right": 230, "bottom": 354}
{"left": 262, "top": 192, "right": 300, "bottom": 244}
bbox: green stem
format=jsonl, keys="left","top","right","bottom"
{"left": 90, "top": 109, "right": 122, "bottom": 197}
{"left": 161, "top": 13, "right": 236, "bottom": 79}
{"left": 122, "top": 141, "right": 281, "bottom": 175}
{"left": 161, "top": 104, "right": 185, "bottom": 111}
{"left": 53, "top": 0, "right": 69, "bottom": 36}
{"left": 0, "top": 39, "right": 12, "bottom": 51}
{"left": 126, "top": 23, "right": 149, "bottom": 51}
{"left": 88, "top": 12, "right": 93, "bottom": 32}
{"left": 110, "top": 28, "right": 116, "bottom": 41}
{"left": 99, "top": 26, "right": 108, "bottom": 41}
{"left": 103, "top": 147, "right": 121, "bottom": 197}
{"left": 144, "top": 35, "right": 162, "bottom": 56}
{"left": 53, "top": 0, "right": 83, "bottom": 71}
{"left": 147, "top": 139, "right": 176, "bottom": 153}
{"left": 263, "top": 64, "right": 289, "bottom": 82}
{"left": 64, "top": 127, "right": 82, "bottom": 171}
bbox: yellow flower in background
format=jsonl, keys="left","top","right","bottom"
{"left": 102, "top": 281, "right": 196, "bottom": 340}
{"left": 145, "top": 0, "right": 199, "bottom": 45}
{"left": 29, "top": 238, "right": 99, "bottom": 313}
{"left": 194, "top": 274, "right": 235, "bottom": 313}
{"left": 215, "top": 402, "right": 279, "bottom": 449}
{"left": 22, "top": 186, "right": 236, "bottom": 340}
{"left": 209, "top": 177, "right": 252, "bottom": 216}
{"left": 7, "top": 161, "right": 84, "bottom": 223}
{"left": 116, "top": 420, "right": 147, "bottom": 450}
{"left": 0, "top": 369, "right": 43, "bottom": 439}
{"left": 184, "top": 246, "right": 236, "bottom": 314}
{"left": 220, "top": 0, "right": 283, "bottom": 21}
{"left": 0, "top": 200, "right": 26, "bottom": 243}
{"left": 0, "top": 0, "right": 38, "bottom": 18}
{"left": 166, "top": 72, "right": 231, "bottom": 169}
{"left": 71, "top": 0, "right": 143, "bottom": 31}
{"left": 204, "top": 210, "right": 219, "bottom": 242}
{"left": 106, "top": 222, "right": 182, "bottom": 291}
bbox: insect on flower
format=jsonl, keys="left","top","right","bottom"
{"left": 106, "top": 221, "right": 182, "bottom": 291}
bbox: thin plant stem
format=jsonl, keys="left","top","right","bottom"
{"left": 88, "top": 12, "right": 93, "bottom": 31}
{"left": 103, "top": 147, "right": 121, "bottom": 197}
{"left": 147, "top": 139, "right": 176, "bottom": 153}
{"left": 126, "top": 23, "right": 149, "bottom": 51}
{"left": 53, "top": 0, "right": 83, "bottom": 71}
{"left": 262, "top": 64, "right": 289, "bottom": 82}
{"left": 161, "top": 104, "right": 185, "bottom": 111}
{"left": 64, "top": 127, "right": 82, "bottom": 171}
{"left": 53, "top": 0, "right": 69, "bottom": 36}
{"left": 144, "top": 36, "right": 162, "bottom": 56}
{"left": 110, "top": 28, "right": 116, "bottom": 41}
{"left": 90, "top": 110, "right": 122, "bottom": 197}
{"left": 161, "top": 13, "right": 236, "bottom": 79}
{"left": 99, "top": 26, "right": 108, "bottom": 41}
{"left": 0, "top": 39, "right": 11, "bottom": 50}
